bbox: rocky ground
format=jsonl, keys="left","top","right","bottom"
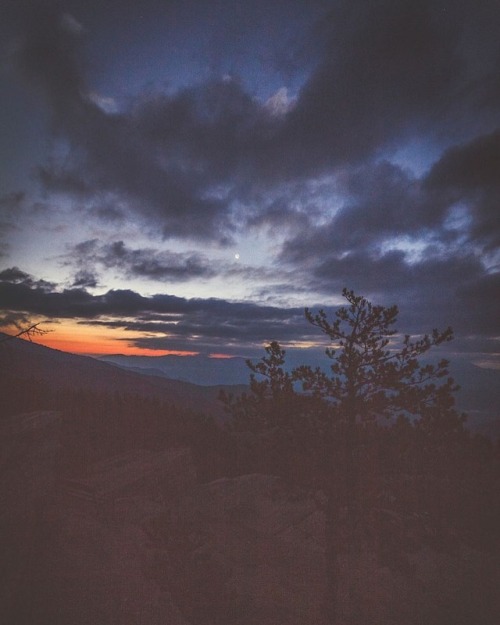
{"left": 1, "top": 411, "right": 328, "bottom": 625}
{"left": 2, "top": 410, "right": 499, "bottom": 624}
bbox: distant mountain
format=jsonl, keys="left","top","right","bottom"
{"left": 98, "top": 351, "right": 500, "bottom": 438}
{"left": 0, "top": 334, "right": 246, "bottom": 418}
{"left": 2, "top": 334, "right": 498, "bottom": 437}
{"left": 97, "top": 353, "right": 251, "bottom": 386}
{"left": 450, "top": 361, "right": 500, "bottom": 438}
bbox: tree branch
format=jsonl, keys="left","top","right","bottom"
{"left": 0, "top": 323, "right": 49, "bottom": 344}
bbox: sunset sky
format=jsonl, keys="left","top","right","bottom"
{"left": 0, "top": 0, "right": 499, "bottom": 366}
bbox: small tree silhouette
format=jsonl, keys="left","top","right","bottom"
{"left": 220, "top": 341, "right": 294, "bottom": 432}
{"left": 295, "top": 287, "right": 461, "bottom": 423}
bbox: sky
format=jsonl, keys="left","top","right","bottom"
{"left": 0, "top": 0, "right": 499, "bottom": 368}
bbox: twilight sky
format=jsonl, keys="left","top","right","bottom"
{"left": 0, "top": 0, "right": 499, "bottom": 365}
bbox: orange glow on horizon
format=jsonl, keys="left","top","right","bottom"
{"left": 33, "top": 334, "right": 198, "bottom": 356}
{"left": 19, "top": 321, "right": 199, "bottom": 357}
{"left": 209, "top": 353, "right": 237, "bottom": 359}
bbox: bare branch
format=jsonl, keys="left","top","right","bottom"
{"left": 0, "top": 323, "right": 49, "bottom": 344}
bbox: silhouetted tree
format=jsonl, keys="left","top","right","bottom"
{"left": 295, "top": 288, "right": 459, "bottom": 424}
{"left": 220, "top": 341, "right": 294, "bottom": 432}
{"left": 220, "top": 341, "right": 330, "bottom": 478}
{"left": 222, "top": 288, "right": 467, "bottom": 623}
{"left": 293, "top": 288, "right": 465, "bottom": 623}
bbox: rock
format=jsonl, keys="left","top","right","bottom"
{"left": 160, "top": 473, "right": 328, "bottom": 625}
{"left": 25, "top": 508, "right": 191, "bottom": 625}
{"left": 1, "top": 429, "right": 196, "bottom": 625}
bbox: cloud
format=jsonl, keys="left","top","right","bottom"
{"left": 0, "top": 191, "right": 25, "bottom": 212}
{"left": 274, "top": 156, "right": 499, "bottom": 339}
{"left": 278, "top": 161, "right": 444, "bottom": 265}
{"left": 284, "top": 1, "right": 463, "bottom": 170}
{"left": 0, "top": 267, "right": 297, "bottom": 322}
{"left": 0, "top": 266, "right": 56, "bottom": 290}
{"left": 0, "top": 267, "right": 33, "bottom": 283}
{"left": 15, "top": 5, "right": 85, "bottom": 117}
{"left": 455, "top": 272, "right": 500, "bottom": 335}
{"left": 71, "top": 269, "right": 99, "bottom": 288}
{"left": 14, "top": 6, "right": 234, "bottom": 242}
{"left": 2, "top": 0, "right": 499, "bottom": 366}
{"left": 1, "top": 263, "right": 498, "bottom": 361}
{"left": 0, "top": 193, "right": 26, "bottom": 247}
{"left": 264, "top": 87, "right": 296, "bottom": 117}
{"left": 276, "top": 0, "right": 500, "bottom": 177}
{"left": 10, "top": 1, "right": 500, "bottom": 249}
{"left": 60, "top": 13, "right": 84, "bottom": 36}
{"left": 425, "top": 129, "right": 500, "bottom": 252}
{"left": 0, "top": 266, "right": 308, "bottom": 351}
{"left": 427, "top": 130, "right": 500, "bottom": 191}
{"left": 66, "top": 239, "right": 216, "bottom": 282}
{"left": 101, "top": 241, "right": 216, "bottom": 281}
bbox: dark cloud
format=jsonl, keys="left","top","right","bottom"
{"left": 274, "top": 133, "right": 499, "bottom": 340}
{"left": 1, "top": 262, "right": 498, "bottom": 363}
{"left": 279, "top": 161, "right": 445, "bottom": 265}
{"left": 0, "top": 193, "right": 26, "bottom": 248}
{"left": 0, "top": 266, "right": 308, "bottom": 350}
{"left": 309, "top": 249, "right": 482, "bottom": 299}
{"left": 102, "top": 241, "right": 216, "bottom": 281}
{"left": 285, "top": 1, "right": 458, "bottom": 168}
{"left": 0, "top": 266, "right": 56, "bottom": 290}
{"left": 89, "top": 203, "right": 125, "bottom": 222}
{"left": 0, "top": 192, "right": 25, "bottom": 212}
{"left": 13, "top": 5, "right": 233, "bottom": 242}
{"left": 0, "top": 267, "right": 33, "bottom": 283}
{"left": 0, "top": 310, "right": 33, "bottom": 330}
{"left": 12, "top": 0, "right": 499, "bottom": 245}
{"left": 0, "top": 267, "right": 300, "bottom": 320}
{"left": 425, "top": 129, "right": 500, "bottom": 250}
{"left": 71, "top": 269, "right": 99, "bottom": 288}
{"left": 427, "top": 130, "right": 500, "bottom": 191}
{"left": 37, "top": 162, "right": 92, "bottom": 197}
{"left": 246, "top": 196, "right": 314, "bottom": 237}
{"left": 279, "top": 216, "right": 499, "bottom": 338}
{"left": 67, "top": 239, "right": 216, "bottom": 282}
{"left": 72, "top": 239, "right": 99, "bottom": 256}
{"left": 14, "top": 4, "right": 85, "bottom": 117}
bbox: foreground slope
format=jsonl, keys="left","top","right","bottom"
{"left": 0, "top": 408, "right": 329, "bottom": 625}
{"left": 0, "top": 333, "right": 244, "bottom": 418}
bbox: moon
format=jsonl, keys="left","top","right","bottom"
{"left": 234, "top": 253, "right": 240, "bottom": 260}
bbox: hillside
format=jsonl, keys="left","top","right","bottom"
{"left": 0, "top": 334, "right": 245, "bottom": 419}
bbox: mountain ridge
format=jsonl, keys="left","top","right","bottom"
{"left": 97, "top": 349, "right": 500, "bottom": 436}
{"left": 1, "top": 333, "right": 498, "bottom": 437}
{"left": 0, "top": 333, "right": 246, "bottom": 418}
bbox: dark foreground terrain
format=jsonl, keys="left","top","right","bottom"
{"left": 1, "top": 336, "right": 499, "bottom": 624}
